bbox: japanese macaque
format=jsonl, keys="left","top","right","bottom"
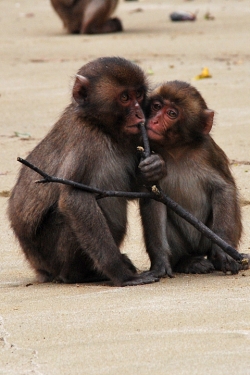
{"left": 140, "top": 80, "right": 249, "bottom": 276}
{"left": 50, "top": 0, "right": 122, "bottom": 34}
{"left": 8, "top": 57, "right": 163, "bottom": 287}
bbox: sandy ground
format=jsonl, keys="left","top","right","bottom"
{"left": 0, "top": 0, "right": 250, "bottom": 374}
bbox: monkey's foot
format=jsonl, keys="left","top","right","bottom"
{"left": 174, "top": 256, "right": 215, "bottom": 274}
{"left": 83, "top": 18, "right": 123, "bottom": 34}
{"left": 121, "top": 273, "right": 159, "bottom": 287}
{"left": 148, "top": 262, "right": 174, "bottom": 278}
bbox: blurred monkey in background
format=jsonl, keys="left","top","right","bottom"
{"left": 50, "top": 0, "right": 122, "bottom": 34}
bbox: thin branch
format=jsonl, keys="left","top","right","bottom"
{"left": 17, "top": 157, "right": 245, "bottom": 264}
{"left": 139, "top": 122, "right": 151, "bottom": 158}
{"left": 17, "top": 157, "right": 154, "bottom": 199}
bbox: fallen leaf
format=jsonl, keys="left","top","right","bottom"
{"left": 204, "top": 12, "right": 215, "bottom": 20}
{"left": 147, "top": 68, "right": 154, "bottom": 75}
{"left": 0, "top": 190, "right": 10, "bottom": 197}
{"left": 14, "top": 131, "right": 31, "bottom": 138}
{"left": 194, "top": 67, "right": 212, "bottom": 80}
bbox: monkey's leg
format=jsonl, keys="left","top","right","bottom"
{"left": 58, "top": 189, "right": 158, "bottom": 286}
{"left": 140, "top": 198, "right": 214, "bottom": 275}
{"left": 65, "top": 254, "right": 141, "bottom": 283}
{"left": 52, "top": 229, "right": 108, "bottom": 283}
{"left": 13, "top": 207, "right": 105, "bottom": 284}
{"left": 140, "top": 198, "right": 173, "bottom": 278}
{"left": 81, "top": 0, "right": 122, "bottom": 34}
{"left": 166, "top": 219, "right": 215, "bottom": 274}
{"left": 13, "top": 208, "right": 67, "bottom": 283}
{"left": 206, "top": 185, "right": 243, "bottom": 274}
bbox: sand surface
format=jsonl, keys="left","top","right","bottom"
{"left": 0, "top": 0, "right": 250, "bottom": 374}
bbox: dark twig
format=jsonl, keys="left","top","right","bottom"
{"left": 139, "top": 122, "right": 151, "bottom": 158}
{"left": 17, "top": 157, "right": 244, "bottom": 263}
{"left": 17, "top": 157, "right": 153, "bottom": 199}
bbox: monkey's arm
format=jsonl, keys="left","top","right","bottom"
{"left": 139, "top": 197, "right": 173, "bottom": 278}
{"left": 208, "top": 181, "right": 244, "bottom": 274}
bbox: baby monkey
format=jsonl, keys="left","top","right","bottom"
{"left": 140, "top": 80, "right": 249, "bottom": 276}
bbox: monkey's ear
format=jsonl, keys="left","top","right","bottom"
{"left": 73, "top": 75, "right": 90, "bottom": 105}
{"left": 203, "top": 109, "right": 214, "bottom": 134}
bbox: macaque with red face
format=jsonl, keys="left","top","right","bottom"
{"left": 140, "top": 80, "right": 249, "bottom": 276}
{"left": 8, "top": 57, "right": 164, "bottom": 287}
{"left": 50, "top": 0, "right": 122, "bottom": 34}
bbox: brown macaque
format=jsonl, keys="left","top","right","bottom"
{"left": 50, "top": 0, "right": 122, "bottom": 34}
{"left": 8, "top": 57, "right": 163, "bottom": 287}
{"left": 140, "top": 80, "right": 249, "bottom": 276}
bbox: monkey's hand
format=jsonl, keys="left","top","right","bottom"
{"left": 139, "top": 154, "right": 167, "bottom": 183}
{"left": 209, "top": 246, "right": 246, "bottom": 274}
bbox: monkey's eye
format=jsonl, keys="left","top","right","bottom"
{"left": 151, "top": 101, "right": 162, "bottom": 111}
{"left": 167, "top": 109, "right": 178, "bottom": 119}
{"left": 136, "top": 90, "right": 144, "bottom": 99}
{"left": 120, "top": 92, "right": 130, "bottom": 102}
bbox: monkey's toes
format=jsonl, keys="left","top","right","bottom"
{"left": 148, "top": 264, "right": 173, "bottom": 278}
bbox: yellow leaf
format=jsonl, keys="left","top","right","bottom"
{"left": 194, "top": 67, "right": 212, "bottom": 80}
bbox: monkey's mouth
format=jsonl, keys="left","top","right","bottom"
{"left": 125, "top": 124, "right": 141, "bottom": 134}
{"left": 146, "top": 126, "right": 161, "bottom": 136}
{"left": 126, "top": 124, "right": 141, "bottom": 130}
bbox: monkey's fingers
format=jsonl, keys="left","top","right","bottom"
{"left": 139, "top": 154, "right": 167, "bottom": 182}
{"left": 145, "top": 263, "right": 174, "bottom": 278}
{"left": 209, "top": 248, "right": 241, "bottom": 274}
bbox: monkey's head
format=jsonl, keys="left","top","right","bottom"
{"left": 72, "top": 57, "right": 148, "bottom": 139}
{"left": 146, "top": 81, "right": 214, "bottom": 147}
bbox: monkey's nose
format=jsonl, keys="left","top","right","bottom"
{"left": 152, "top": 119, "right": 159, "bottom": 125}
{"left": 136, "top": 112, "right": 144, "bottom": 119}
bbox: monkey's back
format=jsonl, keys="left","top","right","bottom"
{"left": 8, "top": 104, "right": 138, "bottom": 243}
{"left": 160, "top": 137, "right": 241, "bottom": 251}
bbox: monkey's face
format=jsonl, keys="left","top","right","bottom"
{"left": 146, "top": 95, "right": 181, "bottom": 145}
{"left": 72, "top": 73, "right": 147, "bottom": 138}
{"left": 146, "top": 81, "right": 214, "bottom": 148}
{"left": 117, "top": 87, "right": 146, "bottom": 135}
